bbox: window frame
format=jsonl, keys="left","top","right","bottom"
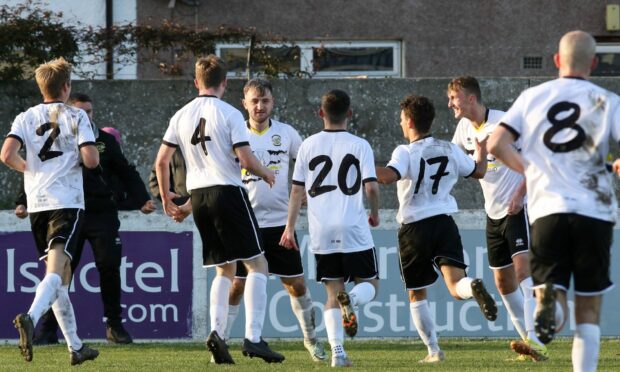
{"left": 215, "top": 40, "right": 402, "bottom": 78}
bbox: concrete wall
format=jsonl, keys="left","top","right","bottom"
{"left": 2, "top": 77, "right": 620, "bottom": 209}
{"left": 136, "top": 0, "right": 614, "bottom": 78}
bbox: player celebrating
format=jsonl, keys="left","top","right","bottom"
{"left": 376, "top": 94, "right": 497, "bottom": 363}
{"left": 448, "top": 76, "right": 546, "bottom": 361}
{"left": 1, "top": 57, "right": 100, "bottom": 365}
{"left": 489, "top": 30, "right": 619, "bottom": 372}
{"left": 155, "top": 55, "right": 283, "bottom": 364}
{"left": 280, "top": 89, "right": 380, "bottom": 368}
{"left": 221, "top": 78, "right": 327, "bottom": 362}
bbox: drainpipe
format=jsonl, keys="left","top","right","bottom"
{"left": 106, "top": 0, "right": 114, "bottom": 79}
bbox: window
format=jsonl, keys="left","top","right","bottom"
{"left": 593, "top": 44, "right": 620, "bottom": 76}
{"left": 522, "top": 56, "right": 543, "bottom": 70}
{"left": 216, "top": 41, "right": 402, "bottom": 78}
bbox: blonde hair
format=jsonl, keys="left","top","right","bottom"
{"left": 35, "top": 57, "right": 72, "bottom": 99}
{"left": 195, "top": 55, "right": 227, "bottom": 89}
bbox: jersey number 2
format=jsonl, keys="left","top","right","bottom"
{"left": 36, "top": 122, "right": 63, "bottom": 161}
{"left": 308, "top": 154, "right": 361, "bottom": 197}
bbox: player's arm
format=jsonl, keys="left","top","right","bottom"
{"left": 365, "top": 180, "right": 380, "bottom": 227}
{"left": 488, "top": 124, "right": 524, "bottom": 174}
{"left": 469, "top": 135, "right": 488, "bottom": 179}
{"left": 1, "top": 137, "right": 26, "bottom": 172}
{"left": 507, "top": 179, "right": 526, "bottom": 215}
{"left": 280, "top": 184, "right": 304, "bottom": 251}
{"left": 375, "top": 166, "right": 399, "bottom": 184}
{"left": 80, "top": 143, "right": 99, "bottom": 169}
{"left": 155, "top": 143, "right": 181, "bottom": 218}
{"left": 235, "top": 145, "right": 275, "bottom": 187}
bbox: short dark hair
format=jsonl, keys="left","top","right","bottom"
{"left": 195, "top": 55, "right": 227, "bottom": 88}
{"left": 400, "top": 95, "right": 435, "bottom": 133}
{"left": 321, "top": 89, "right": 350, "bottom": 124}
{"left": 447, "top": 76, "right": 482, "bottom": 102}
{"left": 68, "top": 93, "right": 92, "bottom": 104}
{"left": 243, "top": 78, "right": 273, "bottom": 96}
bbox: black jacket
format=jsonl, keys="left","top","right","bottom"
{"left": 16, "top": 129, "right": 150, "bottom": 213}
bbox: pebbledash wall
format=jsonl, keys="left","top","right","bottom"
{"left": 2, "top": 78, "right": 620, "bottom": 340}
{"left": 2, "top": 77, "right": 620, "bottom": 209}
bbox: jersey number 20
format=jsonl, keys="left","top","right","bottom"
{"left": 308, "top": 154, "right": 361, "bottom": 197}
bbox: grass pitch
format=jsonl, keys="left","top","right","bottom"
{"left": 1, "top": 338, "right": 619, "bottom": 371}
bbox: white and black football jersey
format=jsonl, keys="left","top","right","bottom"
{"left": 387, "top": 136, "right": 475, "bottom": 224}
{"left": 292, "top": 130, "right": 376, "bottom": 254}
{"left": 452, "top": 109, "right": 525, "bottom": 219}
{"left": 500, "top": 77, "right": 620, "bottom": 224}
{"left": 163, "top": 95, "right": 249, "bottom": 190}
{"left": 243, "top": 119, "right": 302, "bottom": 227}
{"left": 7, "top": 103, "right": 95, "bottom": 212}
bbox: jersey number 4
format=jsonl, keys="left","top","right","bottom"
{"left": 544, "top": 101, "right": 585, "bottom": 153}
{"left": 414, "top": 156, "right": 449, "bottom": 194}
{"left": 36, "top": 122, "right": 63, "bottom": 161}
{"left": 308, "top": 154, "right": 361, "bottom": 197}
{"left": 191, "top": 118, "right": 211, "bottom": 156}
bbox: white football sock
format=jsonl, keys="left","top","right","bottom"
{"left": 500, "top": 288, "right": 526, "bottom": 340}
{"left": 244, "top": 272, "right": 267, "bottom": 343}
{"left": 520, "top": 277, "right": 542, "bottom": 343}
{"left": 324, "top": 307, "right": 345, "bottom": 357}
{"left": 290, "top": 291, "right": 317, "bottom": 341}
{"left": 572, "top": 323, "right": 600, "bottom": 372}
{"left": 222, "top": 304, "right": 240, "bottom": 341}
{"left": 455, "top": 277, "right": 474, "bottom": 299}
{"left": 349, "top": 282, "right": 375, "bottom": 307}
{"left": 209, "top": 275, "right": 231, "bottom": 337}
{"left": 52, "top": 285, "right": 83, "bottom": 352}
{"left": 410, "top": 300, "right": 440, "bottom": 354}
{"left": 28, "top": 273, "right": 62, "bottom": 326}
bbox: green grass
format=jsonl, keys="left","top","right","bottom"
{"left": 1, "top": 338, "right": 619, "bottom": 371}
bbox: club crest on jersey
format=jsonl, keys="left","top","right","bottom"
{"left": 96, "top": 141, "right": 106, "bottom": 153}
{"left": 272, "top": 135, "right": 282, "bottom": 146}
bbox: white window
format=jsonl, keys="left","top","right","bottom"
{"left": 593, "top": 44, "right": 620, "bottom": 76}
{"left": 216, "top": 41, "right": 402, "bottom": 78}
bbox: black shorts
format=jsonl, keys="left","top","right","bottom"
{"left": 192, "top": 185, "right": 263, "bottom": 267}
{"left": 315, "top": 247, "right": 378, "bottom": 283}
{"left": 486, "top": 208, "right": 529, "bottom": 269}
{"left": 29, "top": 208, "right": 84, "bottom": 261}
{"left": 236, "top": 226, "right": 304, "bottom": 278}
{"left": 398, "top": 214, "right": 468, "bottom": 290}
{"left": 530, "top": 213, "right": 614, "bottom": 295}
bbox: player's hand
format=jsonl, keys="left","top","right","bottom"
{"left": 475, "top": 134, "right": 489, "bottom": 156}
{"left": 162, "top": 195, "right": 181, "bottom": 219}
{"left": 507, "top": 196, "right": 524, "bottom": 215}
{"left": 613, "top": 159, "right": 620, "bottom": 177}
{"left": 14, "top": 204, "right": 28, "bottom": 219}
{"left": 172, "top": 203, "right": 192, "bottom": 223}
{"left": 368, "top": 213, "right": 380, "bottom": 227}
{"left": 262, "top": 169, "right": 276, "bottom": 188}
{"left": 140, "top": 199, "right": 156, "bottom": 214}
{"left": 279, "top": 227, "right": 299, "bottom": 251}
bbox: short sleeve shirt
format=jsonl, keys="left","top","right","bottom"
{"left": 452, "top": 109, "right": 525, "bottom": 219}
{"left": 500, "top": 77, "right": 620, "bottom": 224}
{"left": 163, "top": 96, "right": 249, "bottom": 190}
{"left": 243, "top": 119, "right": 302, "bottom": 227}
{"left": 387, "top": 136, "right": 475, "bottom": 224}
{"left": 292, "top": 130, "right": 376, "bottom": 254}
{"left": 7, "top": 103, "right": 95, "bottom": 212}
